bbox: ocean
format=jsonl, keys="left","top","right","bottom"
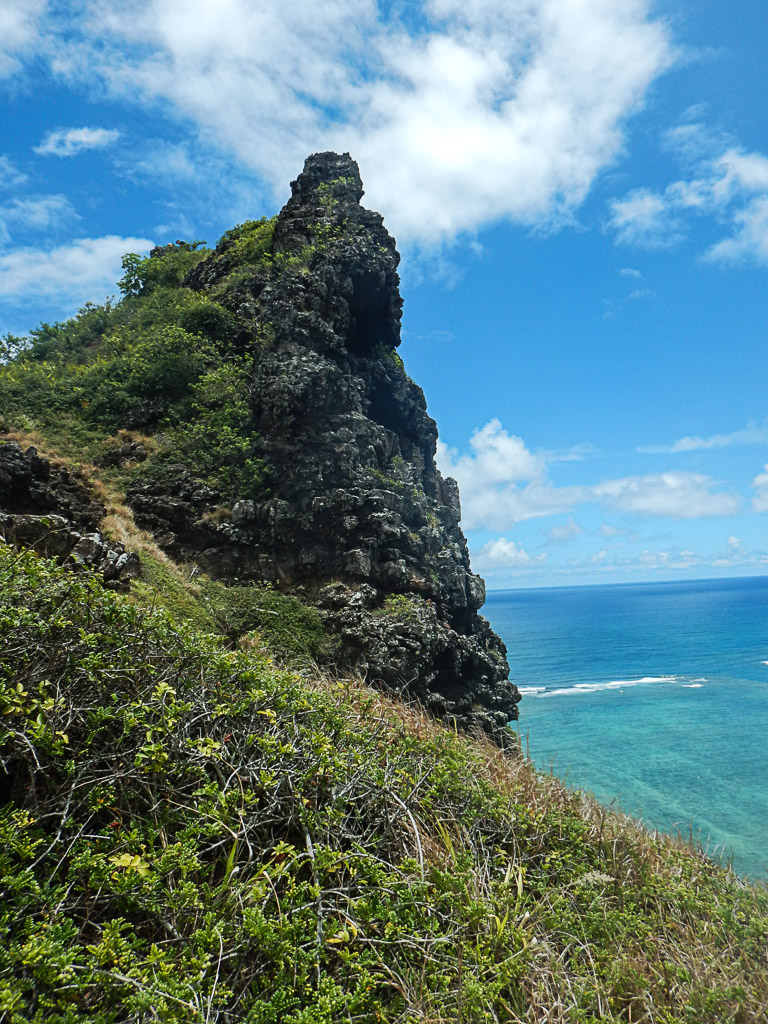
{"left": 484, "top": 575, "right": 768, "bottom": 881}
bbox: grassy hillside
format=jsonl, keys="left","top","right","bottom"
{"left": 2, "top": 541, "right": 768, "bottom": 1023}
{"left": 0, "top": 235, "right": 271, "bottom": 504}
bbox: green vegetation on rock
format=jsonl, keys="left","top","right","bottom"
{"left": 0, "top": 239, "right": 266, "bottom": 502}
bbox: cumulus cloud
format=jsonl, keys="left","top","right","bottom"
{"left": 34, "top": 127, "right": 122, "bottom": 158}
{"left": 0, "top": 194, "right": 77, "bottom": 245}
{"left": 118, "top": 140, "right": 197, "bottom": 182}
{"left": 635, "top": 547, "right": 702, "bottom": 570}
{"left": 1, "top": 193, "right": 75, "bottom": 227}
{"left": 609, "top": 188, "right": 684, "bottom": 248}
{"left": 609, "top": 119, "right": 768, "bottom": 265}
{"left": 638, "top": 420, "right": 768, "bottom": 454}
{"left": 472, "top": 537, "right": 546, "bottom": 573}
{"left": 548, "top": 538, "right": 768, "bottom": 579}
{"left": 0, "top": 0, "right": 46, "bottom": 78}
{"left": 706, "top": 195, "right": 768, "bottom": 266}
{"left": 591, "top": 472, "right": 740, "bottom": 518}
{"left": 436, "top": 420, "right": 576, "bottom": 528}
{"left": 38, "top": 0, "right": 673, "bottom": 245}
{"left": 438, "top": 418, "right": 741, "bottom": 528}
{"left": 0, "top": 235, "right": 153, "bottom": 304}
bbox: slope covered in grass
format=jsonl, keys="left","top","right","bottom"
{"left": 2, "top": 543, "right": 767, "bottom": 1023}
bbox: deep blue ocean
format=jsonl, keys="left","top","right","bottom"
{"left": 484, "top": 576, "right": 768, "bottom": 881}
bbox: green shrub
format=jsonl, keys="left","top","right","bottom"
{"left": 0, "top": 249, "right": 259, "bottom": 488}
{"left": 78, "top": 325, "right": 216, "bottom": 430}
{"left": 175, "top": 358, "right": 267, "bottom": 499}
{"left": 219, "top": 217, "right": 276, "bottom": 268}
{"left": 118, "top": 242, "right": 210, "bottom": 298}
{"left": 202, "top": 579, "right": 333, "bottom": 663}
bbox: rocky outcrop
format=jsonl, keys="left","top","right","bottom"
{"left": 129, "top": 153, "right": 520, "bottom": 738}
{"left": 0, "top": 440, "right": 104, "bottom": 528}
{"left": 0, "top": 441, "right": 140, "bottom": 589}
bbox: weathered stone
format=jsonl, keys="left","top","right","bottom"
{"left": 70, "top": 533, "right": 106, "bottom": 566}
{"left": 0, "top": 442, "right": 141, "bottom": 589}
{"left": 94, "top": 438, "right": 148, "bottom": 467}
{"left": 142, "top": 152, "right": 521, "bottom": 738}
{"left": 0, "top": 441, "right": 104, "bottom": 528}
{"left": 0, "top": 511, "right": 140, "bottom": 590}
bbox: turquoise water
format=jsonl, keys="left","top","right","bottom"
{"left": 484, "top": 576, "right": 768, "bottom": 880}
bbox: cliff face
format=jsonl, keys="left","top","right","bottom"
{"left": 187, "top": 153, "right": 520, "bottom": 733}
{"left": 2, "top": 151, "right": 520, "bottom": 738}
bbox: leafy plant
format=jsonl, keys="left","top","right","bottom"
{"left": 219, "top": 217, "right": 276, "bottom": 268}
{"left": 118, "top": 241, "right": 210, "bottom": 298}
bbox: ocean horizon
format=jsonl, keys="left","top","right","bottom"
{"left": 483, "top": 574, "right": 768, "bottom": 881}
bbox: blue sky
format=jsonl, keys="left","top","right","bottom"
{"left": 1, "top": 0, "right": 767, "bottom": 588}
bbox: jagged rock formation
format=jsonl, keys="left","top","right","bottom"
{"left": 0, "top": 441, "right": 140, "bottom": 588}
{"left": 130, "top": 152, "right": 520, "bottom": 737}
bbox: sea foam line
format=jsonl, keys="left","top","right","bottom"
{"left": 532, "top": 675, "right": 680, "bottom": 698}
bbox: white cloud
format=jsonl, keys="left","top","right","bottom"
{"left": 0, "top": 235, "right": 153, "bottom": 304}
{"left": 1, "top": 194, "right": 76, "bottom": 229}
{"left": 600, "top": 523, "right": 625, "bottom": 537}
{"left": 548, "top": 517, "right": 582, "bottom": 542}
{"left": 610, "top": 119, "right": 768, "bottom": 265}
{"left": 635, "top": 547, "right": 702, "bottom": 570}
{"left": 639, "top": 421, "right": 768, "bottom": 454}
{"left": 472, "top": 537, "right": 546, "bottom": 573}
{"left": 0, "top": 194, "right": 77, "bottom": 246}
{"left": 437, "top": 419, "right": 573, "bottom": 528}
{"left": 40, "top": 0, "right": 674, "bottom": 245}
{"left": 439, "top": 418, "right": 741, "bottom": 528}
{"left": 752, "top": 464, "right": 768, "bottom": 513}
{"left": 705, "top": 196, "right": 768, "bottom": 266}
{"left": 0, "top": 0, "right": 46, "bottom": 78}
{"left": 438, "top": 419, "right": 546, "bottom": 487}
{"left": 715, "top": 149, "right": 768, "bottom": 193}
{"left": 0, "top": 156, "right": 28, "bottom": 189}
{"left": 34, "top": 127, "right": 121, "bottom": 158}
{"left": 609, "top": 188, "right": 684, "bottom": 247}
{"left": 121, "top": 140, "right": 197, "bottom": 181}
{"left": 592, "top": 472, "right": 740, "bottom": 518}
{"left": 545, "top": 442, "right": 600, "bottom": 463}
{"left": 619, "top": 266, "right": 642, "bottom": 278}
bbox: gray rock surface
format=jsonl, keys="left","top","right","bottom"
{"left": 131, "top": 152, "right": 521, "bottom": 737}
{"left": 0, "top": 441, "right": 140, "bottom": 588}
